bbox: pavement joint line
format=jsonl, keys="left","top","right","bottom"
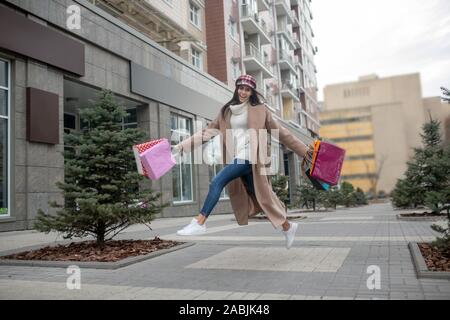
{"left": 0, "top": 279, "right": 358, "bottom": 300}
{"left": 160, "top": 235, "right": 438, "bottom": 242}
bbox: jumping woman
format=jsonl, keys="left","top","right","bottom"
{"left": 172, "top": 75, "right": 309, "bottom": 249}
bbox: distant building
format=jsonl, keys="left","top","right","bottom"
{"left": 319, "top": 73, "right": 450, "bottom": 194}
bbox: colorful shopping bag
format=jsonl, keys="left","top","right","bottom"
{"left": 301, "top": 145, "right": 330, "bottom": 191}
{"left": 310, "top": 140, "right": 345, "bottom": 186}
{"left": 132, "top": 138, "right": 176, "bottom": 180}
{"left": 305, "top": 168, "right": 330, "bottom": 191}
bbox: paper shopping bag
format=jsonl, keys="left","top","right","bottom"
{"left": 132, "top": 138, "right": 176, "bottom": 180}
{"left": 310, "top": 141, "right": 345, "bottom": 186}
{"left": 305, "top": 168, "right": 330, "bottom": 191}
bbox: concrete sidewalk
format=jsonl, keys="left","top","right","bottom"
{"left": 0, "top": 203, "right": 449, "bottom": 300}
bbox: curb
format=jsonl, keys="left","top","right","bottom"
{"left": 396, "top": 214, "right": 446, "bottom": 221}
{"left": 408, "top": 242, "right": 450, "bottom": 279}
{"left": 0, "top": 242, "right": 195, "bottom": 270}
{"left": 248, "top": 215, "right": 307, "bottom": 221}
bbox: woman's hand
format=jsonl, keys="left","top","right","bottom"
{"left": 171, "top": 144, "right": 183, "bottom": 155}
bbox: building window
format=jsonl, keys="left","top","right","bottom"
{"left": 190, "top": 2, "right": 201, "bottom": 29}
{"left": 64, "top": 113, "right": 76, "bottom": 134}
{"left": 0, "top": 58, "right": 9, "bottom": 217}
{"left": 191, "top": 47, "right": 202, "bottom": 70}
{"left": 231, "top": 60, "right": 240, "bottom": 81}
{"left": 63, "top": 113, "right": 77, "bottom": 158}
{"left": 344, "top": 87, "right": 370, "bottom": 98}
{"left": 171, "top": 113, "right": 194, "bottom": 203}
{"left": 229, "top": 20, "right": 237, "bottom": 40}
{"left": 122, "top": 108, "right": 137, "bottom": 129}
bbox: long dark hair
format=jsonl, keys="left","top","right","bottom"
{"left": 220, "top": 86, "right": 266, "bottom": 118}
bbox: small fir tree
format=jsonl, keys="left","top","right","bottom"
{"left": 392, "top": 118, "right": 449, "bottom": 211}
{"left": 34, "top": 90, "right": 169, "bottom": 248}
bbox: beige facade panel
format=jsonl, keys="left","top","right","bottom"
{"left": 335, "top": 140, "right": 375, "bottom": 157}
{"left": 320, "top": 122, "right": 373, "bottom": 139}
{"left": 341, "top": 159, "right": 377, "bottom": 176}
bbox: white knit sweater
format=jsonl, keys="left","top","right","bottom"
{"left": 229, "top": 100, "right": 251, "bottom": 163}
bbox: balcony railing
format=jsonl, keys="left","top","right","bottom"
{"left": 245, "top": 43, "right": 273, "bottom": 75}
{"left": 245, "top": 43, "right": 262, "bottom": 61}
{"left": 277, "top": 22, "right": 295, "bottom": 48}
{"left": 241, "top": 4, "right": 269, "bottom": 36}
{"left": 292, "top": 9, "right": 299, "bottom": 23}
{"left": 282, "top": 80, "right": 294, "bottom": 90}
{"left": 293, "top": 32, "right": 301, "bottom": 48}
{"left": 279, "top": 51, "right": 295, "bottom": 67}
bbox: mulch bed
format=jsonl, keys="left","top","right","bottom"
{"left": 418, "top": 243, "right": 450, "bottom": 272}
{"left": 0, "top": 237, "right": 183, "bottom": 263}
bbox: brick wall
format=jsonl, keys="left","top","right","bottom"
{"left": 205, "top": 0, "right": 227, "bottom": 84}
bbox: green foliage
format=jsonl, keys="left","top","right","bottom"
{"left": 34, "top": 90, "right": 169, "bottom": 247}
{"left": 355, "top": 187, "right": 369, "bottom": 205}
{"left": 292, "top": 178, "right": 367, "bottom": 211}
{"left": 271, "top": 174, "right": 290, "bottom": 208}
{"left": 294, "top": 182, "right": 322, "bottom": 211}
{"left": 392, "top": 119, "right": 450, "bottom": 213}
{"left": 391, "top": 116, "right": 450, "bottom": 250}
{"left": 320, "top": 186, "right": 343, "bottom": 210}
{"left": 340, "top": 181, "right": 357, "bottom": 207}
{"left": 441, "top": 86, "right": 450, "bottom": 104}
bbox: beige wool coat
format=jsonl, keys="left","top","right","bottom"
{"left": 179, "top": 104, "right": 308, "bottom": 228}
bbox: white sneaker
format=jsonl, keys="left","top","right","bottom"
{"left": 282, "top": 222, "right": 298, "bottom": 249}
{"left": 176, "top": 218, "right": 206, "bottom": 236}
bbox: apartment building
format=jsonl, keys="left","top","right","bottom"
{"left": 87, "top": 0, "right": 208, "bottom": 71}
{"left": 319, "top": 73, "right": 450, "bottom": 194}
{"left": 203, "top": 0, "right": 320, "bottom": 202}
{"left": 0, "top": 0, "right": 321, "bottom": 231}
{"left": 87, "top": 0, "right": 321, "bottom": 204}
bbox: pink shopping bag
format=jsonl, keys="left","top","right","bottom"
{"left": 310, "top": 141, "right": 346, "bottom": 186}
{"left": 132, "top": 138, "right": 176, "bottom": 180}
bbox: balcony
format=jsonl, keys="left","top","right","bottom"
{"left": 241, "top": 4, "right": 271, "bottom": 45}
{"left": 243, "top": 43, "right": 274, "bottom": 78}
{"left": 293, "top": 32, "right": 301, "bottom": 49}
{"left": 278, "top": 52, "right": 296, "bottom": 73}
{"left": 93, "top": 0, "right": 195, "bottom": 54}
{"left": 277, "top": 23, "right": 295, "bottom": 49}
{"left": 295, "top": 75, "right": 306, "bottom": 93}
{"left": 274, "top": 0, "right": 293, "bottom": 24}
{"left": 281, "top": 80, "right": 300, "bottom": 102}
{"left": 291, "top": 10, "right": 299, "bottom": 28}
{"left": 257, "top": 0, "right": 270, "bottom": 12}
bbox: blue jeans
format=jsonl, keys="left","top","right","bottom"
{"left": 200, "top": 158, "right": 255, "bottom": 216}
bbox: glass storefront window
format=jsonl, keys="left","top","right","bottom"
{"left": 0, "top": 60, "right": 7, "bottom": 88}
{"left": 170, "top": 113, "right": 193, "bottom": 203}
{"left": 0, "top": 59, "right": 9, "bottom": 216}
{"left": 123, "top": 108, "right": 137, "bottom": 129}
{"left": 0, "top": 90, "right": 7, "bottom": 117}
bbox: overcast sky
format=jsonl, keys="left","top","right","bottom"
{"left": 311, "top": 0, "right": 450, "bottom": 101}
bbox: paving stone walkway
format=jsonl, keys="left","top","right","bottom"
{"left": 1, "top": 202, "right": 449, "bottom": 300}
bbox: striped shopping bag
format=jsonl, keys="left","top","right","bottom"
{"left": 132, "top": 138, "right": 176, "bottom": 180}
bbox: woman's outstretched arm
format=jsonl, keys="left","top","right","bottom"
{"left": 264, "top": 107, "right": 309, "bottom": 158}
{"left": 176, "top": 115, "right": 221, "bottom": 154}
